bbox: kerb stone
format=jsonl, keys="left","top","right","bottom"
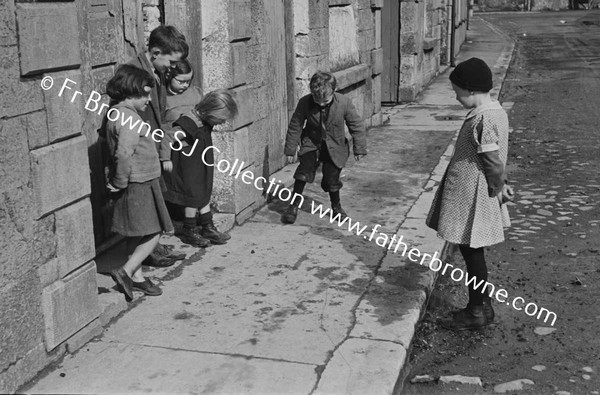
{"left": 55, "top": 198, "right": 96, "bottom": 278}
{"left": 314, "top": 338, "right": 406, "bottom": 394}
{"left": 41, "top": 261, "right": 100, "bottom": 351}
{"left": 16, "top": 2, "right": 81, "bottom": 75}
{"left": 30, "top": 136, "right": 91, "bottom": 217}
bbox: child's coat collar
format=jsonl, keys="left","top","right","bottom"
{"left": 465, "top": 100, "right": 503, "bottom": 119}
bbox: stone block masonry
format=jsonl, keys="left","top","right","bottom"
{"left": 43, "top": 70, "right": 85, "bottom": 143}
{"left": 41, "top": 261, "right": 100, "bottom": 351}
{"left": 30, "top": 136, "right": 91, "bottom": 218}
{"left": 16, "top": 2, "right": 81, "bottom": 76}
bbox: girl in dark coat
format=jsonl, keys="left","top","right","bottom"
{"left": 163, "top": 89, "right": 238, "bottom": 247}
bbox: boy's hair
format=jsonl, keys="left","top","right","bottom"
{"left": 166, "top": 59, "right": 194, "bottom": 83}
{"left": 148, "top": 25, "right": 189, "bottom": 58}
{"left": 195, "top": 89, "right": 238, "bottom": 126}
{"left": 106, "top": 64, "right": 155, "bottom": 103}
{"left": 310, "top": 71, "right": 337, "bottom": 99}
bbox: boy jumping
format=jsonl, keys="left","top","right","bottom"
{"left": 282, "top": 71, "right": 367, "bottom": 224}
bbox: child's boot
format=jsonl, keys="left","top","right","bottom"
{"left": 331, "top": 204, "right": 347, "bottom": 221}
{"left": 178, "top": 217, "right": 211, "bottom": 248}
{"left": 281, "top": 204, "right": 299, "bottom": 224}
{"left": 198, "top": 212, "right": 229, "bottom": 245}
{"left": 483, "top": 297, "right": 495, "bottom": 323}
{"left": 329, "top": 191, "right": 347, "bottom": 221}
{"left": 441, "top": 304, "right": 487, "bottom": 330}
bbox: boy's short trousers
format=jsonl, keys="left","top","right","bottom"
{"left": 293, "top": 144, "right": 343, "bottom": 192}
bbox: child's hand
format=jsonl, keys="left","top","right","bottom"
{"left": 106, "top": 182, "right": 120, "bottom": 193}
{"left": 501, "top": 184, "right": 515, "bottom": 203}
{"left": 162, "top": 160, "right": 173, "bottom": 172}
{"left": 355, "top": 154, "right": 366, "bottom": 161}
{"left": 497, "top": 184, "right": 515, "bottom": 204}
{"left": 287, "top": 155, "right": 296, "bottom": 164}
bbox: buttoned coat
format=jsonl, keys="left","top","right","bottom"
{"left": 126, "top": 53, "right": 167, "bottom": 133}
{"left": 284, "top": 93, "right": 367, "bottom": 168}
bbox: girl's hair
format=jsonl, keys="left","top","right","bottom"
{"left": 310, "top": 71, "right": 337, "bottom": 99}
{"left": 106, "top": 64, "right": 155, "bottom": 103}
{"left": 166, "top": 59, "right": 194, "bottom": 84}
{"left": 195, "top": 89, "right": 238, "bottom": 126}
{"left": 148, "top": 25, "right": 189, "bottom": 58}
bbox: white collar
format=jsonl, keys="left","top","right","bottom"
{"left": 465, "top": 100, "right": 503, "bottom": 119}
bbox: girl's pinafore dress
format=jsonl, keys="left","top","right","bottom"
{"left": 426, "top": 101, "right": 510, "bottom": 248}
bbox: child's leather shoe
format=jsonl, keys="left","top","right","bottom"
{"left": 177, "top": 226, "right": 211, "bottom": 248}
{"left": 201, "top": 223, "right": 229, "bottom": 245}
{"left": 132, "top": 278, "right": 162, "bottom": 296}
{"left": 282, "top": 204, "right": 299, "bottom": 224}
{"left": 441, "top": 304, "right": 488, "bottom": 330}
{"left": 110, "top": 267, "right": 134, "bottom": 301}
{"left": 332, "top": 204, "right": 348, "bottom": 220}
{"left": 452, "top": 299, "right": 495, "bottom": 323}
{"left": 483, "top": 298, "right": 495, "bottom": 322}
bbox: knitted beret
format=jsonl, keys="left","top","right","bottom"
{"left": 449, "top": 57, "right": 493, "bottom": 92}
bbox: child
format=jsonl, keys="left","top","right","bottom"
{"left": 282, "top": 71, "right": 367, "bottom": 224}
{"left": 162, "top": 89, "right": 238, "bottom": 247}
{"left": 128, "top": 25, "right": 189, "bottom": 267}
{"left": 426, "top": 57, "right": 514, "bottom": 330}
{"left": 105, "top": 64, "right": 174, "bottom": 300}
{"left": 160, "top": 59, "right": 203, "bottom": 171}
{"left": 164, "top": 59, "right": 203, "bottom": 124}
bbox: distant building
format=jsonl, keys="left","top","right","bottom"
{"left": 0, "top": 1, "right": 466, "bottom": 391}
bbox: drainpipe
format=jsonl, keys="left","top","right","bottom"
{"left": 467, "top": 0, "right": 473, "bottom": 30}
{"left": 450, "top": 0, "right": 456, "bottom": 66}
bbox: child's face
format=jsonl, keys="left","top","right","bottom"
{"left": 169, "top": 71, "right": 193, "bottom": 94}
{"left": 130, "top": 87, "right": 152, "bottom": 112}
{"left": 452, "top": 83, "right": 476, "bottom": 109}
{"left": 150, "top": 49, "right": 184, "bottom": 73}
{"left": 311, "top": 88, "right": 334, "bottom": 108}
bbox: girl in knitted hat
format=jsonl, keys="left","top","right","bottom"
{"left": 426, "top": 57, "right": 514, "bottom": 330}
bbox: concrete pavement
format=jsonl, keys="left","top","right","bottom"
{"left": 21, "top": 16, "right": 514, "bottom": 395}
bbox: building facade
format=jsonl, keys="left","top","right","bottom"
{"left": 0, "top": 0, "right": 465, "bottom": 391}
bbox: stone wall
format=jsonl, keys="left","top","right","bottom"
{"left": 531, "top": 0, "right": 570, "bottom": 9}
{"left": 475, "top": 0, "right": 569, "bottom": 10}
{"left": 197, "top": 0, "right": 384, "bottom": 223}
{"left": 0, "top": 0, "right": 385, "bottom": 390}
{"left": 0, "top": 2, "right": 100, "bottom": 392}
{"left": 398, "top": 0, "right": 448, "bottom": 101}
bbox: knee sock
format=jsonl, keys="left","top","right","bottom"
{"left": 292, "top": 180, "right": 306, "bottom": 206}
{"left": 197, "top": 211, "right": 213, "bottom": 226}
{"left": 184, "top": 216, "right": 196, "bottom": 229}
{"left": 458, "top": 245, "right": 489, "bottom": 306}
{"left": 329, "top": 191, "right": 340, "bottom": 207}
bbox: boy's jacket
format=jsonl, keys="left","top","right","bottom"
{"left": 284, "top": 93, "right": 367, "bottom": 168}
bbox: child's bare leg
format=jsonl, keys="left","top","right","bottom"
{"left": 124, "top": 233, "right": 160, "bottom": 282}
{"left": 185, "top": 206, "right": 198, "bottom": 218}
{"left": 199, "top": 204, "right": 210, "bottom": 214}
